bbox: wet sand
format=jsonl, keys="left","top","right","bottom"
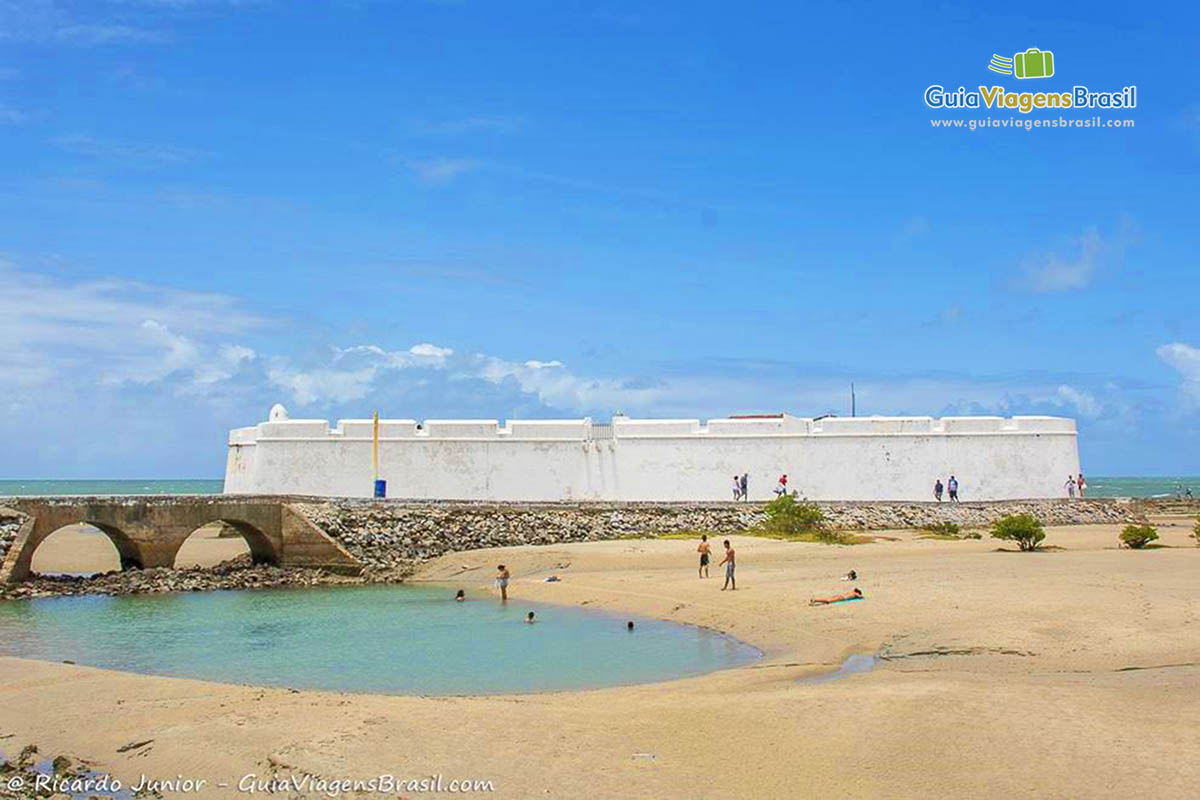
{"left": 2, "top": 519, "right": 1198, "bottom": 798}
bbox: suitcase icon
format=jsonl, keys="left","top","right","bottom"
{"left": 1014, "top": 48, "right": 1054, "bottom": 79}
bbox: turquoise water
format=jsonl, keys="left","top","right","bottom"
{"left": 1084, "top": 476, "right": 1198, "bottom": 498}
{"left": 1, "top": 477, "right": 1195, "bottom": 498}
{"left": 0, "top": 584, "right": 759, "bottom": 694}
{"left": 0, "top": 479, "right": 223, "bottom": 497}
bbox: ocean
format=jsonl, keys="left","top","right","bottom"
{"left": 0, "top": 477, "right": 1195, "bottom": 498}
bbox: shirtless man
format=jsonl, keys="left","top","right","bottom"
{"left": 719, "top": 539, "right": 736, "bottom": 591}
{"left": 810, "top": 588, "right": 863, "bottom": 605}
{"left": 496, "top": 564, "right": 510, "bottom": 602}
{"left": 697, "top": 534, "right": 712, "bottom": 578}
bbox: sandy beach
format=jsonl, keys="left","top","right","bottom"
{"left": 3, "top": 517, "right": 1198, "bottom": 799}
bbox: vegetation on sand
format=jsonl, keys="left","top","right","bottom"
{"left": 1119, "top": 524, "right": 1159, "bottom": 549}
{"left": 989, "top": 513, "right": 1046, "bottom": 551}
{"left": 762, "top": 494, "right": 826, "bottom": 535}
{"left": 917, "top": 521, "right": 983, "bottom": 540}
{"left": 756, "top": 496, "right": 865, "bottom": 544}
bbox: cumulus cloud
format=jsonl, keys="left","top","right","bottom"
{"left": 1055, "top": 384, "right": 1101, "bottom": 418}
{"left": 1, "top": 261, "right": 1188, "bottom": 476}
{"left": 1157, "top": 342, "right": 1200, "bottom": 405}
{"left": 0, "top": 259, "right": 263, "bottom": 390}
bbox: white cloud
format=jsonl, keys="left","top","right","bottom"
{"left": 1017, "top": 228, "right": 1103, "bottom": 293}
{"left": 0, "top": 2, "right": 168, "bottom": 44}
{"left": 405, "top": 157, "right": 481, "bottom": 184}
{"left": 0, "top": 103, "right": 29, "bottom": 124}
{"left": 419, "top": 115, "right": 525, "bottom": 135}
{"left": 1157, "top": 342, "right": 1200, "bottom": 404}
{"left": 0, "top": 260, "right": 263, "bottom": 390}
{"left": 53, "top": 134, "right": 208, "bottom": 167}
{"left": 1055, "top": 384, "right": 1101, "bottom": 418}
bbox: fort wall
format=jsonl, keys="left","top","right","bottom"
{"left": 224, "top": 410, "right": 1080, "bottom": 501}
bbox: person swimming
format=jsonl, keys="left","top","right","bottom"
{"left": 810, "top": 588, "right": 863, "bottom": 605}
{"left": 525, "top": 611, "right": 537, "bottom": 624}
{"left": 626, "top": 621, "right": 634, "bottom": 631}
{"left": 455, "top": 589, "right": 465, "bottom": 602}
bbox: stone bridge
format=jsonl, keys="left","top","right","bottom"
{"left": 0, "top": 496, "right": 362, "bottom": 583}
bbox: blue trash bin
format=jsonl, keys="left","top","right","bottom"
{"left": 373, "top": 479, "right": 387, "bottom": 498}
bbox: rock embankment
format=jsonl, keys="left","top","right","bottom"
{"left": 0, "top": 558, "right": 357, "bottom": 601}
{"left": 296, "top": 499, "right": 1134, "bottom": 575}
{"left": 295, "top": 502, "right": 765, "bottom": 577}
{"left": 814, "top": 499, "right": 1133, "bottom": 530}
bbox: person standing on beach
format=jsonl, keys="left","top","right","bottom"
{"left": 732, "top": 476, "right": 742, "bottom": 501}
{"left": 1065, "top": 476, "right": 1077, "bottom": 499}
{"left": 719, "top": 540, "right": 736, "bottom": 591}
{"left": 947, "top": 476, "right": 959, "bottom": 502}
{"left": 740, "top": 473, "right": 748, "bottom": 501}
{"left": 934, "top": 479, "right": 944, "bottom": 502}
{"left": 496, "top": 565, "right": 510, "bottom": 601}
{"left": 698, "top": 534, "right": 712, "bottom": 578}
{"left": 1077, "top": 474, "right": 1087, "bottom": 498}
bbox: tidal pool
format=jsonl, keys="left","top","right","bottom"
{"left": 0, "top": 584, "right": 760, "bottom": 694}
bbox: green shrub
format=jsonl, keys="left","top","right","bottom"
{"left": 1120, "top": 524, "right": 1159, "bottom": 549}
{"left": 762, "top": 494, "right": 825, "bottom": 535}
{"left": 922, "top": 521, "right": 961, "bottom": 537}
{"left": 989, "top": 513, "right": 1046, "bottom": 551}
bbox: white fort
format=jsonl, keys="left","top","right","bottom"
{"left": 224, "top": 406, "right": 1080, "bottom": 501}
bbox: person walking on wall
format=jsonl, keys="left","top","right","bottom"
{"left": 719, "top": 539, "right": 736, "bottom": 591}
{"left": 774, "top": 474, "right": 788, "bottom": 497}
{"left": 934, "top": 479, "right": 944, "bottom": 502}
{"left": 1077, "top": 473, "right": 1087, "bottom": 498}
{"left": 1065, "top": 475, "right": 1077, "bottom": 499}
{"left": 947, "top": 476, "right": 959, "bottom": 502}
{"left": 698, "top": 534, "right": 712, "bottom": 579}
{"left": 740, "top": 473, "right": 748, "bottom": 502}
{"left": 732, "top": 476, "right": 742, "bottom": 501}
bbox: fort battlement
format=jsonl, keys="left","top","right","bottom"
{"left": 229, "top": 413, "right": 1075, "bottom": 443}
{"left": 225, "top": 407, "right": 1080, "bottom": 502}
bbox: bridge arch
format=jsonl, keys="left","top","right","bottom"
{"left": 29, "top": 520, "right": 144, "bottom": 575}
{"left": 171, "top": 519, "right": 279, "bottom": 568}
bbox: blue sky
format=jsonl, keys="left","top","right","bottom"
{"left": 1, "top": 0, "right": 1197, "bottom": 477}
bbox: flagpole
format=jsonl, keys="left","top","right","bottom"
{"left": 372, "top": 410, "right": 380, "bottom": 482}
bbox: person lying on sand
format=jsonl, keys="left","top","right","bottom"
{"left": 810, "top": 588, "right": 863, "bottom": 605}
{"left": 842, "top": 570, "right": 857, "bottom": 581}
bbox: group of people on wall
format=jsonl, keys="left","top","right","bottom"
{"left": 933, "top": 473, "right": 1088, "bottom": 501}
{"left": 932, "top": 476, "right": 960, "bottom": 502}
{"left": 730, "top": 473, "right": 795, "bottom": 501}
{"left": 730, "top": 471, "right": 1091, "bottom": 502}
